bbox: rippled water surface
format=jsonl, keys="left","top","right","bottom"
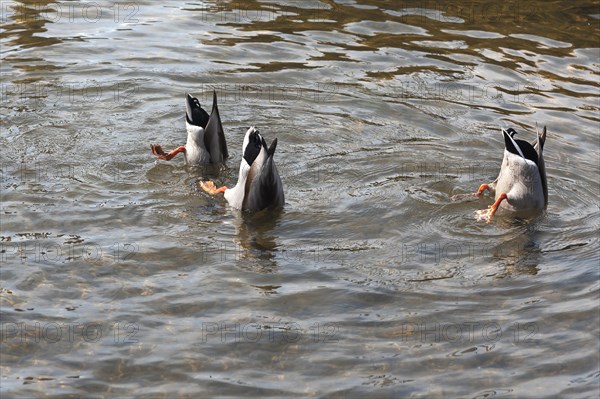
{"left": 1, "top": 1, "right": 599, "bottom": 398}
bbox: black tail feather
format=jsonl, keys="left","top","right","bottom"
{"left": 203, "top": 90, "right": 228, "bottom": 162}
{"left": 267, "top": 138, "right": 278, "bottom": 157}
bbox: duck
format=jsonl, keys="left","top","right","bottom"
{"left": 474, "top": 126, "right": 547, "bottom": 222}
{"left": 199, "top": 126, "right": 284, "bottom": 212}
{"left": 150, "top": 90, "right": 228, "bottom": 164}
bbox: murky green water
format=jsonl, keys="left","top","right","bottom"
{"left": 1, "top": 1, "right": 599, "bottom": 398}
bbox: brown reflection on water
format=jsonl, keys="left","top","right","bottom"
{"left": 233, "top": 209, "right": 282, "bottom": 271}
{"left": 1, "top": 1, "right": 62, "bottom": 50}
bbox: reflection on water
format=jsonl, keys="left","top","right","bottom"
{"left": 1, "top": 1, "right": 62, "bottom": 50}
{"left": 1, "top": 0, "right": 599, "bottom": 397}
{"left": 490, "top": 220, "right": 545, "bottom": 277}
{"left": 235, "top": 210, "right": 281, "bottom": 252}
{"left": 233, "top": 209, "right": 282, "bottom": 272}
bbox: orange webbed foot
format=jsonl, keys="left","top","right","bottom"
{"left": 475, "top": 192, "right": 507, "bottom": 223}
{"left": 150, "top": 144, "right": 186, "bottom": 161}
{"left": 199, "top": 180, "right": 227, "bottom": 195}
{"left": 151, "top": 144, "right": 168, "bottom": 160}
{"left": 475, "top": 207, "right": 494, "bottom": 223}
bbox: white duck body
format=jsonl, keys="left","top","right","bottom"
{"left": 490, "top": 127, "right": 547, "bottom": 213}
{"left": 224, "top": 126, "right": 284, "bottom": 212}
{"left": 185, "top": 120, "right": 211, "bottom": 164}
{"left": 224, "top": 159, "right": 251, "bottom": 210}
{"left": 184, "top": 91, "right": 228, "bottom": 165}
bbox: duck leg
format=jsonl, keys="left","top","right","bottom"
{"left": 476, "top": 183, "right": 491, "bottom": 196}
{"left": 476, "top": 192, "right": 507, "bottom": 223}
{"left": 451, "top": 183, "right": 493, "bottom": 201}
{"left": 150, "top": 144, "right": 186, "bottom": 161}
{"left": 199, "top": 180, "right": 227, "bottom": 195}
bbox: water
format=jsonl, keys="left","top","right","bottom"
{"left": 1, "top": 1, "right": 599, "bottom": 398}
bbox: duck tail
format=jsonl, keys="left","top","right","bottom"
{"left": 267, "top": 138, "right": 278, "bottom": 157}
